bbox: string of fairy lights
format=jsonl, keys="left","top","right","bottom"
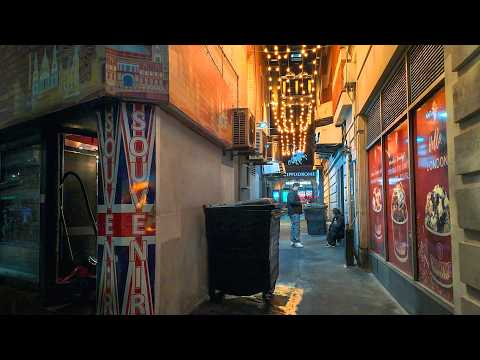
{"left": 265, "top": 45, "right": 321, "bottom": 157}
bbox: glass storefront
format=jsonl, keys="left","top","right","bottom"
{"left": 0, "top": 139, "right": 41, "bottom": 282}
{"left": 413, "top": 87, "right": 453, "bottom": 302}
{"left": 367, "top": 85, "right": 452, "bottom": 303}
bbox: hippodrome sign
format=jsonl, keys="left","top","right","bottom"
{"left": 97, "top": 102, "right": 156, "bottom": 315}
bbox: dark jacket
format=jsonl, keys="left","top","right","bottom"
{"left": 287, "top": 190, "right": 303, "bottom": 215}
{"left": 328, "top": 214, "right": 345, "bottom": 239}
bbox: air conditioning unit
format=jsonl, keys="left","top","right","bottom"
{"left": 255, "top": 128, "right": 268, "bottom": 159}
{"left": 231, "top": 108, "right": 256, "bottom": 149}
{"left": 342, "top": 50, "right": 356, "bottom": 91}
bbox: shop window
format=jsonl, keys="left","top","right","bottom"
{"left": 413, "top": 87, "right": 453, "bottom": 303}
{"left": 368, "top": 141, "right": 385, "bottom": 257}
{"left": 0, "top": 140, "right": 41, "bottom": 282}
{"left": 385, "top": 119, "right": 413, "bottom": 276}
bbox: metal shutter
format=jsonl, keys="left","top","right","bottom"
{"left": 408, "top": 45, "right": 444, "bottom": 103}
{"left": 366, "top": 96, "right": 382, "bottom": 146}
{"left": 381, "top": 59, "right": 407, "bottom": 130}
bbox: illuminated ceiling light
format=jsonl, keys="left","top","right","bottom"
{"left": 303, "top": 45, "right": 307, "bottom": 48}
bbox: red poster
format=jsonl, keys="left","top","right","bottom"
{"left": 368, "top": 142, "right": 385, "bottom": 256}
{"left": 385, "top": 120, "right": 413, "bottom": 275}
{"left": 414, "top": 87, "right": 453, "bottom": 302}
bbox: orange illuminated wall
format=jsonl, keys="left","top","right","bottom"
{"left": 168, "top": 45, "right": 240, "bottom": 147}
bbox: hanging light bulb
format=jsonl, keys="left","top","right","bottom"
{"left": 304, "top": 53, "right": 308, "bottom": 58}
{"left": 276, "top": 67, "right": 280, "bottom": 72}
{"left": 267, "top": 54, "right": 271, "bottom": 59}
{"left": 299, "top": 64, "right": 303, "bottom": 69}
{"left": 274, "top": 45, "right": 278, "bottom": 50}
{"left": 277, "top": 55, "right": 282, "bottom": 60}
{"left": 269, "top": 77, "right": 272, "bottom": 82}
{"left": 264, "top": 47, "right": 268, "bottom": 53}
{"left": 268, "top": 66, "right": 271, "bottom": 71}
{"left": 283, "top": 54, "right": 288, "bottom": 59}
{"left": 287, "top": 47, "right": 291, "bottom": 53}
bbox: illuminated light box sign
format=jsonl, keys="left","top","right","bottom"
{"left": 286, "top": 171, "right": 316, "bottom": 177}
{"left": 290, "top": 52, "right": 302, "bottom": 62}
{"left": 263, "top": 162, "right": 281, "bottom": 174}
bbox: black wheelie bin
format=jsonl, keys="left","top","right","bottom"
{"left": 203, "top": 198, "right": 282, "bottom": 304}
{"left": 303, "top": 203, "right": 327, "bottom": 235}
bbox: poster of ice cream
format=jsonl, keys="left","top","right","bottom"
{"left": 413, "top": 87, "right": 453, "bottom": 302}
{"left": 368, "top": 141, "right": 385, "bottom": 256}
{"left": 385, "top": 120, "right": 413, "bottom": 276}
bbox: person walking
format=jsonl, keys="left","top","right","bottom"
{"left": 326, "top": 208, "right": 345, "bottom": 247}
{"left": 287, "top": 183, "right": 304, "bottom": 248}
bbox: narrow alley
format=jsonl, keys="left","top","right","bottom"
{"left": 0, "top": 44, "right": 478, "bottom": 316}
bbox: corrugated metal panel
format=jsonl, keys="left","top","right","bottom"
{"left": 366, "top": 96, "right": 381, "bottom": 146}
{"left": 381, "top": 59, "right": 407, "bottom": 130}
{"left": 408, "top": 45, "right": 444, "bottom": 103}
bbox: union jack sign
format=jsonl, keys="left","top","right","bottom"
{"left": 96, "top": 102, "right": 156, "bottom": 315}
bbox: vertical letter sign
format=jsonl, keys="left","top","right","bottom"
{"left": 97, "top": 102, "right": 156, "bottom": 315}
{"left": 414, "top": 88, "right": 452, "bottom": 302}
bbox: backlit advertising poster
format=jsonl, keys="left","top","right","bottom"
{"left": 368, "top": 142, "right": 385, "bottom": 256}
{"left": 385, "top": 120, "right": 413, "bottom": 276}
{"left": 414, "top": 87, "right": 453, "bottom": 302}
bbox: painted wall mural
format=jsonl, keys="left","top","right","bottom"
{"left": 105, "top": 45, "right": 168, "bottom": 103}
{"left": 413, "top": 87, "right": 452, "bottom": 302}
{"left": 0, "top": 45, "right": 104, "bottom": 128}
{"left": 96, "top": 102, "right": 156, "bottom": 315}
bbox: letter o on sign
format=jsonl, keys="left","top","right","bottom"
{"left": 130, "top": 136, "right": 148, "bottom": 157}
{"left": 105, "top": 138, "right": 114, "bottom": 159}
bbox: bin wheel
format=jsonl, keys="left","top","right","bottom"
{"left": 262, "top": 290, "right": 274, "bottom": 304}
{"left": 209, "top": 289, "right": 224, "bottom": 303}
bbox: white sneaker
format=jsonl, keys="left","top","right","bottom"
{"left": 290, "top": 241, "right": 295, "bottom": 247}
{"left": 293, "top": 242, "right": 304, "bottom": 248}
